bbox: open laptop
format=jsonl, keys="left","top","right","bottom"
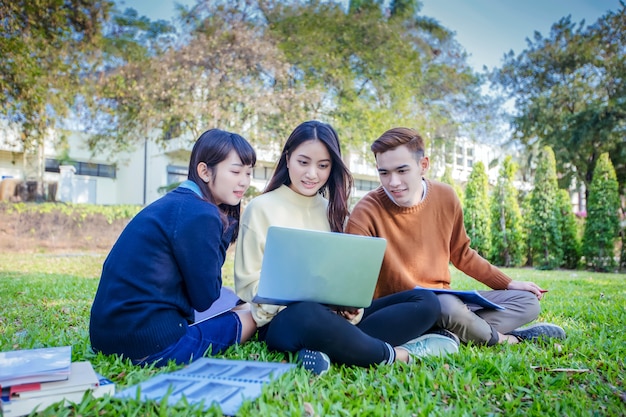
{"left": 252, "top": 226, "right": 387, "bottom": 308}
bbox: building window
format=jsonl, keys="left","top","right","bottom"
{"left": 467, "top": 159, "right": 474, "bottom": 168}
{"left": 253, "top": 166, "right": 273, "bottom": 180}
{"left": 456, "top": 156, "right": 464, "bottom": 166}
{"left": 45, "top": 159, "right": 60, "bottom": 172}
{"left": 466, "top": 147, "right": 474, "bottom": 157}
{"left": 167, "top": 165, "right": 187, "bottom": 185}
{"left": 45, "top": 158, "right": 116, "bottom": 178}
{"left": 355, "top": 179, "right": 379, "bottom": 191}
{"left": 78, "top": 162, "right": 99, "bottom": 176}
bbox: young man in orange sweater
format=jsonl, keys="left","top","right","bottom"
{"left": 345, "top": 127, "right": 565, "bottom": 346}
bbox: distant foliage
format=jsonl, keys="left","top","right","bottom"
{"left": 527, "top": 146, "right": 562, "bottom": 269}
{"left": 3, "top": 202, "right": 141, "bottom": 224}
{"left": 494, "top": 7, "right": 626, "bottom": 205}
{"left": 463, "top": 161, "right": 491, "bottom": 258}
{"left": 440, "top": 166, "right": 464, "bottom": 206}
{"left": 557, "top": 189, "right": 581, "bottom": 269}
{"left": 520, "top": 192, "right": 534, "bottom": 267}
{"left": 489, "top": 157, "right": 525, "bottom": 267}
{"left": 582, "top": 153, "right": 621, "bottom": 271}
{"left": 619, "top": 223, "right": 626, "bottom": 271}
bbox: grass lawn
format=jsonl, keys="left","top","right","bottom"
{"left": 1, "top": 252, "right": 624, "bottom": 416}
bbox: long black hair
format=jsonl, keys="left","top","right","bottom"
{"left": 188, "top": 128, "right": 256, "bottom": 242}
{"left": 265, "top": 121, "right": 353, "bottom": 232}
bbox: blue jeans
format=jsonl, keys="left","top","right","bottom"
{"left": 133, "top": 311, "right": 242, "bottom": 367}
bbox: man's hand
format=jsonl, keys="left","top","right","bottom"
{"left": 507, "top": 280, "right": 546, "bottom": 300}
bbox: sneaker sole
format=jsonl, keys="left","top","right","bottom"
{"left": 509, "top": 323, "right": 566, "bottom": 340}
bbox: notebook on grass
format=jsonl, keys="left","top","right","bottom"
{"left": 252, "top": 226, "right": 387, "bottom": 308}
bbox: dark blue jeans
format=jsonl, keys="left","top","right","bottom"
{"left": 260, "top": 289, "right": 440, "bottom": 368}
{"left": 133, "top": 311, "right": 241, "bottom": 367}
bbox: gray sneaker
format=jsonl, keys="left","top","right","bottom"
{"left": 507, "top": 323, "right": 566, "bottom": 342}
{"left": 398, "top": 333, "right": 460, "bottom": 359}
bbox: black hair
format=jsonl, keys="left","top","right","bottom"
{"left": 264, "top": 121, "right": 353, "bottom": 232}
{"left": 188, "top": 128, "right": 256, "bottom": 242}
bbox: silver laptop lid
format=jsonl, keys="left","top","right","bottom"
{"left": 253, "top": 226, "right": 387, "bottom": 308}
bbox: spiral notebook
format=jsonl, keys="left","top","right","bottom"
{"left": 115, "top": 358, "right": 295, "bottom": 416}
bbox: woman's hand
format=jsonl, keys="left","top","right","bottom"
{"left": 333, "top": 307, "right": 364, "bottom": 324}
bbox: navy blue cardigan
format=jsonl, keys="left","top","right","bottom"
{"left": 89, "top": 186, "right": 234, "bottom": 359}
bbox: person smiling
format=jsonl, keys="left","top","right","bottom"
{"left": 345, "top": 127, "right": 566, "bottom": 346}
{"left": 234, "top": 120, "right": 457, "bottom": 375}
{"left": 89, "top": 129, "right": 257, "bottom": 367}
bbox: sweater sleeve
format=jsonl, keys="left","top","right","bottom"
{"left": 173, "top": 204, "right": 224, "bottom": 312}
{"left": 234, "top": 211, "right": 266, "bottom": 303}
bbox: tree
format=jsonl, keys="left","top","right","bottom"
{"left": 556, "top": 189, "right": 581, "bottom": 269}
{"left": 493, "top": 6, "right": 626, "bottom": 203}
{"left": 0, "top": 0, "right": 112, "bottom": 197}
{"left": 527, "top": 146, "right": 562, "bottom": 269}
{"left": 489, "top": 156, "right": 525, "bottom": 267}
{"left": 260, "top": 0, "right": 487, "bottom": 152}
{"left": 463, "top": 161, "right": 491, "bottom": 258}
{"left": 582, "top": 153, "right": 621, "bottom": 272}
{"left": 84, "top": 1, "right": 321, "bottom": 157}
{"left": 439, "top": 166, "right": 463, "bottom": 206}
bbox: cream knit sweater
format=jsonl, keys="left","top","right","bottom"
{"left": 234, "top": 185, "right": 330, "bottom": 327}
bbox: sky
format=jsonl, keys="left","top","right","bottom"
{"left": 117, "top": 0, "right": 622, "bottom": 72}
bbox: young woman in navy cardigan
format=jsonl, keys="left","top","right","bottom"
{"left": 90, "top": 129, "right": 257, "bottom": 366}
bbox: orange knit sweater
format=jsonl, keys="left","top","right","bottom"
{"left": 345, "top": 179, "right": 512, "bottom": 299}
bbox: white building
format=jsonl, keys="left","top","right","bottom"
{"left": 1, "top": 125, "right": 508, "bottom": 206}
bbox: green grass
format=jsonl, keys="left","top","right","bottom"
{"left": 1, "top": 252, "right": 624, "bottom": 416}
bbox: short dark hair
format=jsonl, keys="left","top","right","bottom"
{"left": 265, "top": 120, "right": 353, "bottom": 233}
{"left": 188, "top": 128, "right": 256, "bottom": 242}
{"left": 371, "top": 127, "right": 425, "bottom": 161}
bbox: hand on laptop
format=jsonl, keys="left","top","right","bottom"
{"left": 333, "top": 307, "right": 364, "bottom": 325}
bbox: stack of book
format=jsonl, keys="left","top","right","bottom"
{"left": 0, "top": 346, "right": 115, "bottom": 417}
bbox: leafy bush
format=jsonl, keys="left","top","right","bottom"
{"left": 557, "top": 189, "right": 581, "bottom": 269}
{"left": 489, "top": 156, "right": 526, "bottom": 266}
{"left": 582, "top": 153, "right": 620, "bottom": 271}
{"left": 464, "top": 161, "right": 491, "bottom": 258}
{"left": 527, "top": 146, "right": 562, "bottom": 270}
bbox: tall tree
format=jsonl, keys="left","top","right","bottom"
{"left": 556, "top": 189, "right": 581, "bottom": 269}
{"left": 582, "top": 153, "right": 621, "bottom": 272}
{"left": 439, "top": 166, "right": 463, "bottom": 206}
{"left": 494, "top": 6, "right": 626, "bottom": 202}
{"left": 85, "top": 1, "right": 319, "bottom": 156}
{"left": 0, "top": 0, "right": 112, "bottom": 197}
{"left": 527, "top": 146, "right": 562, "bottom": 270}
{"left": 489, "top": 156, "right": 525, "bottom": 267}
{"left": 260, "top": 0, "right": 486, "bottom": 152}
{"left": 463, "top": 161, "right": 491, "bottom": 258}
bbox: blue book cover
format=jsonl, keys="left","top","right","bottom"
{"left": 0, "top": 346, "right": 72, "bottom": 388}
{"left": 416, "top": 287, "right": 506, "bottom": 310}
{"left": 115, "top": 358, "right": 295, "bottom": 416}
